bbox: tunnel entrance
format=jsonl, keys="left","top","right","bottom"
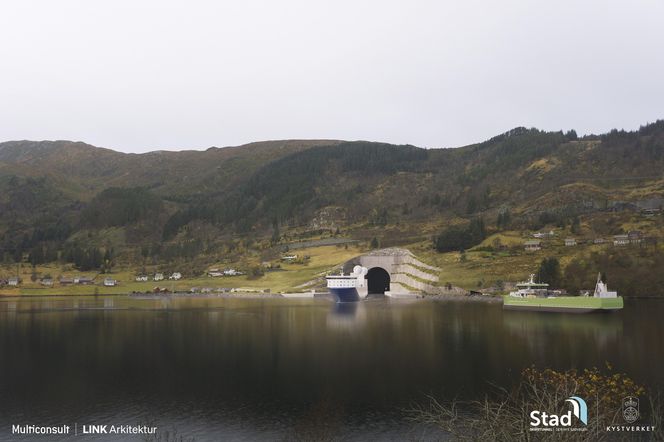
{"left": 366, "top": 267, "right": 390, "bottom": 294}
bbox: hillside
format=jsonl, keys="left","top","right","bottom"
{"left": 1, "top": 121, "right": 664, "bottom": 293}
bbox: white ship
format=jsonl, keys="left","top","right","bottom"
{"left": 326, "top": 266, "right": 368, "bottom": 303}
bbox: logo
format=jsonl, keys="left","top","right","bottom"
{"left": 530, "top": 396, "right": 588, "bottom": 430}
{"left": 606, "top": 395, "right": 655, "bottom": 432}
{"left": 622, "top": 396, "right": 639, "bottom": 424}
{"left": 566, "top": 396, "right": 588, "bottom": 425}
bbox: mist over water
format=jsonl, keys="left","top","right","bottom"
{"left": 0, "top": 296, "right": 661, "bottom": 441}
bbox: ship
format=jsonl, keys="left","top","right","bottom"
{"left": 326, "top": 265, "right": 368, "bottom": 303}
{"left": 503, "top": 273, "right": 623, "bottom": 313}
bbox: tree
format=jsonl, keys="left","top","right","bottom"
{"left": 271, "top": 219, "right": 280, "bottom": 244}
{"left": 571, "top": 216, "right": 581, "bottom": 234}
{"left": 496, "top": 209, "right": 511, "bottom": 230}
{"left": 434, "top": 217, "right": 487, "bottom": 253}
{"left": 538, "top": 257, "right": 562, "bottom": 288}
{"left": 466, "top": 196, "right": 478, "bottom": 214}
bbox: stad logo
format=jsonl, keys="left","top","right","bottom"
{"left": 622, "top": 396, "right": 639, "bottom": 424}
{"left": 530, "top": 396, "right": 588, "bottom": 428}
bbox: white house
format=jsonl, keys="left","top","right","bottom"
{"left": 103, "top": 278, "right": 117, "bottom": 287}
{"left": 223, "top": 268, "right": 243, "bottom": 276}
{"left": 281, "top": 254, "right": 298, "bottom": 261}
{"left": 533, "top": 230, "right": 554, "bottom": 239}
{"left": 135, "top": 275, "right": 148, "bottom": 282}
{"left": 169, "top": 272, "right": 182, "bottom": 280}
{"left": 154, "top": 273, "right": 164, "bottom": 281}
{"left": 524, "top": 240, "right": 542, "bottom": 251}
{"left": 613, "top": 235, "right": 629, "bottom": 246}
{"left": 208, "top": 269, "right": 224, "bottom": 277}
{"left": 8, "top": 277, "right": 19, "bottom": 286}
{"left": 564, "top": 238, "right": 577, "bottom": 246}
{"left": 74, "top": 276, "right": 94, "bottom": 285}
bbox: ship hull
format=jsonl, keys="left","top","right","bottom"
{"left": 329, "top": 287, "right": 360, "bottom": 303}
{"left": 503, "top": 296, "right": 623, "bottom": 313}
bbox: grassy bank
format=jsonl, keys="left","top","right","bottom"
{"left": 1, "top": 244, "right": 364, "bottom": 296}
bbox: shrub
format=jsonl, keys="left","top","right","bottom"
{"left": 409, "top": 365, "right": 662, "bottom": 441}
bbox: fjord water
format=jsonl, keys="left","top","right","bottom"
{"left": 0, "top": 296, "right": 662, "bottom": 441}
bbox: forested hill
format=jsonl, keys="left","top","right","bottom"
{"left": 0, "top": 121, "right": 663, "bottom": 265}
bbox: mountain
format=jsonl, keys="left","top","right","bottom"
{"left": 0, "top": 121, "right": 663, "bottom": 267}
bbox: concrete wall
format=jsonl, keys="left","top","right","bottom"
{"left": 350, "top": 248, "right": 444, "bottom": 295}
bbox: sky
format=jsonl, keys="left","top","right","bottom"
{"left": 1, "top": 0, "right": 663, "bottom": 153}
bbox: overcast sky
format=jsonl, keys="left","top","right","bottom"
{"left": 1, "top": 0, "right": 663, "bottom": 153}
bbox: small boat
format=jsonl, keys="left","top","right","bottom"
{"left": 326, "top": 266, "right": 368, "bottom": 303}
{"left": 503, "top": 273, "right": 623, "bottom": 313}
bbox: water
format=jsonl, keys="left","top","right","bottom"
{"left": 0, "top": 296, "right": 662, "bottom": 441}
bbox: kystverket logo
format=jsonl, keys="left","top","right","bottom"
{"left": 530, "top": 396, "right": 588, "bottom": 428}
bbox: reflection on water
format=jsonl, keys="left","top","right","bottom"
{"left": 0, "top": 296, "right": 662, "bottom": 441}
{"left": 503, "top": 309, "right": 623, "bottom": 350}
{"left": 327, "top": 301, "right": 365, "bottom": 331}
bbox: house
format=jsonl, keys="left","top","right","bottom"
{"left": 644, "top": 236, "right": 658, "bottom": 246}
{"left": 524, "top": 240, "right": 542, "bottom": 251}
{"left": 533, "top": 230, "right": 554, "bottom": 239}
{"left": 223, "top": 268, "right": 243, "bottom": 276}
{"left": 637, "top": 198, "right": 663, "bottom": 216}
{"left": 613, "top": 234, "right": 629, "bottom": 246}
{"left": 564, "top": 238, "right": 577, "bottom": 246}
{"left": 7, "top": 277, "right": 20, "bottom": 286}
{"left": 169, "top": 272, "right": 182, "bottom": 280}
{"left": 281, "top": 254, "right": 298, "bottom": 261}
{"left": 628, "top": 230, "right": 642, "bottom": 244}
{"left": 608, "top": 201, "right": 638, "bottom": 212}
{"left": 135, "top": 275, "right": 148, "bottom": 282}
{"left": 59, "top": 277, "right": 74, "bottom": 285}
{"left": 103, "top": 278, "right": 117, "bottom": 287}
{"left": 73, "top": 276, "right": 94, "bottom": 285}
{"left": 40, "top": 278, "right": 54, "bottom": 286}
{"left": 593, "top": 238, "right": 606, "bottom": 244}
{"left": 208, "top": 269, "right": 224, "bottom": 277}
{"left": 154, "top": 273, "right": 164, "bottom": 281}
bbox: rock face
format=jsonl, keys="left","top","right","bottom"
{"left": 308, "top": 207, "right": 347, "bottom": 230}
{"left": 344, "top": 248, "right": 461, "bottom": 295}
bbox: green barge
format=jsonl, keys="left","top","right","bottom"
{"left": 502, "top": 274, "right": 623, "bottom": 313}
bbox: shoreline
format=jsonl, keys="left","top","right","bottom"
{"left": 2, "top": 291, "right": 662, "bottom": 303}
{"left": 0, "top": 290, "right": 500, "bottom": 302}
